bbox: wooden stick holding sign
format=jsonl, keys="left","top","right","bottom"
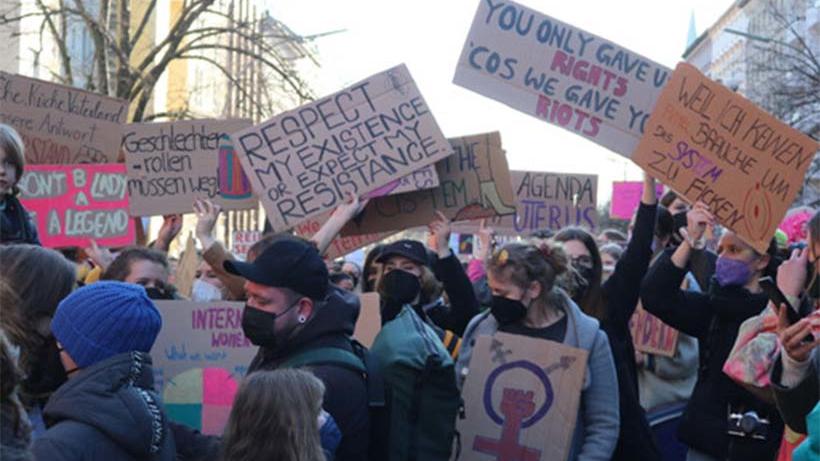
{"left": 453, "top": 0, "right": 671, "bottom": 158}
{"left": 231, "top": 64, "right": 453, "bottom": 232}
{"left": 458, "top": 333, "right": 588, "bottom": 461}
{"left": 340, "top": 132, "right": 516, "bottom": 236}
{"left": 632, "top": 63, "right": 818, "bottom": 253}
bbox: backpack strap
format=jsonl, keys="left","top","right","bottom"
{"left": 281, "top": 347, "right": 366, "bottom": 374}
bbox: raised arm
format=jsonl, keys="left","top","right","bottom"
{"left": 311, "top": 193, "right": 368, "bottom": 256}
{"left": 194, "top": 199, "right": 246, "bottom": 300}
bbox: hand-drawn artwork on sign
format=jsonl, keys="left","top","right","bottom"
{"left": 632, "top": 63, "right": 818, "bottom": 253}
{"left": 629, "top": 305, "right": 679, "bottom": 357}
{"left": 364, "top": 164, "right": 440, "bottom": 198}
{"left": 17, "top": 163, "right": 134, "bottom": 248}
{"left": 458, "top": 332, "right": 588, "bottom": 461}
{"left": 231, "top": 64, "right": 453, "bottom": 232}
{"left": 294, "top": 211, "right": 394, "bottom": 260}
{"left": 152, "top": 301, "right": 257, "bottom": 435}
{"left": 610, "top": 181, "right": 665, "bottom": 220}
{"left": 123, "top": 119, "right": 256, "bottom": 216}
{"left": 340, "top": 132, "right": 516, "bottom": 235}
{"left": 454, "top": 170, "right": 598, "bottom": 235}
{"left": 0, "top": 72, "right": 127, "bottom": 164}
{"left": 454, "top": 0, "right": 671, "bottom": 159}
{"left": 231, "top": 230, "right": 262, "bottom": 260}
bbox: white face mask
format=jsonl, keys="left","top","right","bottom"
{"left": 192, "top": 279, "right": 224, "bottom": 302}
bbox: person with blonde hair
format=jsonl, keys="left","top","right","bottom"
{"left": 0, "top": 124, "right": 39, "bottom": 245}
{"left": 221, "top": 369, "right": 337, "bottom": 461}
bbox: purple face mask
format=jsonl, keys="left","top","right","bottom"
{"left": 715, "top": 257, "right": 753, "bottom": 287}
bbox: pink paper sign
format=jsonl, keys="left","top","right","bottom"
{"left": 610, "top": 181, "right": 664, "bottom": 220}
{"left": 17, "top": 163, "right": 134, "bottom": 248}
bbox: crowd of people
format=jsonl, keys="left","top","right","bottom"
{"left": 1, "top": 118, "right": 819, "bottom": 461}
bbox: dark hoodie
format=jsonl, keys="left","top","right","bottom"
{"left": 248, "top": 286, "right": 370, "bottom": 461}
{"left": 32, "top": 352, "right": 175, "bottom": 461}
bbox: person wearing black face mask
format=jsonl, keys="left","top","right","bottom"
{"left": 457, "top": 242, "right": 620, "bottom": 460}
{"left": 641, "top": 202, "right": 784, "bottom": 461}
{"left": 375, "top": 212, "right": 480, "bottom": 358}
{"left": 771, "top": 210, "right": 820, "bottom": 438}
{"left": 221, "top": 237, "right": 370, "bottom": 461}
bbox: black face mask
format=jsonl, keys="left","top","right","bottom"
{"left": 570, "top": 263, "right": 594, "bottom": 303}
{"left": 241, "top": 301, "right": 299, "bottom": 348}
{"left": 490, "top": 295, "right": 528, "bottom": 325}
{"left": 382, "top": 269, "right": 421, "bottom": 306}
{"left": 145, "top": 286, "right": 174, "bottom": 300}
{"left": 23, "top": 336, "right": 68, "bottom": 399}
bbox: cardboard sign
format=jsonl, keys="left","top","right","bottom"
{"left": 340, "top": 132, "right": 516, "bottom": 235}
{"left": 610, "top": 181, "right": 665, "bottom": 220}
{"left": 231, "top": 64, "right": 453, "bottom": 232}
{"left": 17, "top": 163, "right": 134, "bottom": 248}
{"left": 454, "top": 170, "right": 598, "bottom": 235}
{"left": 152, "top": 301, "right": 257, "bottom": 435}
{"left": 454, "top": 0, "right": 671, "bottom": 158}
{"left": 629, "top": 304, "right": 679, "bottom": 357}
{"left": 0, "top": 72, "right": 127, "bottom": 164}
{"left": 364, "top": 164, "right": 440, "bottom": 198}
{"left": 175, "top": 235, "right": 198, "bottom": 298}
{"left": 123, "top": 119, "right": 256, "bottom": 216}
{"left": 294, "top": 210, "right": 394, "bottom": 260}
{"left": 633, "top": 63, "right": 818, "bottom": 253}
{"left": 458, "top": 332, "right": 588, "bottom": 461}
{"left": 352, "top": 293, "right": 381, "bottom": 348}
{"left": 231, "top": 230, "right": 262, "bottom": 259}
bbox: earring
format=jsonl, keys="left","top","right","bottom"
{"left": 298, "top": 315, "right": 306, "bottom": 324}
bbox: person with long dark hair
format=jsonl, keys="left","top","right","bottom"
{"left": 553, "top": 173, "right": 662, "bottom": 461}
{"left": 641, "top": 202, "right": 784, "bottom": 461}
{"left": 0, "top": 124, "right": 39, "bottom": 245}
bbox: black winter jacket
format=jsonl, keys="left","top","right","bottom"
{"left": 0, "top": 195, "right": 39, "bottom": 245}
{"left": 640, "top": 252, "right": 783, "bottom": 460}
{"left": 249, "top": 286, "right": 370, "bottom": 461}
{"left": 32, "top": 352, "right": 175, "bottom": 461}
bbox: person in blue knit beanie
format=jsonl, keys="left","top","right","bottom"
{"left": 32, "top": 281, "right": 176, "bottom": 461}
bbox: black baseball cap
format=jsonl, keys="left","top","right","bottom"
{"left": 375, "top": 240, "right": 428, "bottom": 266}
{"left": 224, "top": 239, "right": 328, "bottom": 300}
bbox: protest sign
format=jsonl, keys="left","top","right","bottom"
{"left": 175, "top": 234, "right": 198, "bottom": 298}
{"left": 454, "top": 0, "right": 671, "bottom": 158}
{"left": 353, "top": 293, "right": 382, "bottom": 348}
{"left": 152, "top": 301, "right": 257, "bottom": 435}
{"left": 629, "top": 304, "right": 679, "bottom": 357}
{"left": 610, "top": 180, "right": 665, "bottom": 220}
{"left": 17, "top": 163, "right": 134, "bottom": 248}
{"left": 633, "top": 63, "right": 818, "bottom": 253}
{"left": 231, "top": 64, "right": 453, "bottom": 232}
{"left": 364, "top": 164, "right": 440, "bottom": 198}
{"left": 458, "top": 332, "right": 588, "bottom": 461}
{"left": 340, "top": 132, "right": 516, "bottom": 235}
{"left": 123, "top": 119, "right": 256, "bottom": 216}
{"left": 294, "top": 210, "right": 394, "bottom": 260}
{"left": 0, "top": 72, "right": 127, "bottom": 164}
{"left": 454, "top": 170, "right": 598, "bottom": 235}
{"left": 231, "top": 230, "right": 262, "bottom": 259}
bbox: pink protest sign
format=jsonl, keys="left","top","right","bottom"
{"left": 17, "top": 163, "right": 134, "bottom": 248}
{"left": 610, "top": 181, "right": 664, "bottom": 220}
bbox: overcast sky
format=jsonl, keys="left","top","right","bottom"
{"left": 269, "top": 0, "right": 736, "bottom": 205}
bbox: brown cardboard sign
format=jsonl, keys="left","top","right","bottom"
{"left": 629, "top": 304, "right": 679, "bottom": 357}
{"left": 123, "top": 119, "right": 256, "bottom": 216}
{"left": 453, "top": 170, "right": 598, "bottom": 235}
{"left": 294, "top": 210, "right": 394, "bottom": 260}
{"left": 0, "top": 72, "right": 127, "bottom": 164}
{"left": 151, "top": 301, "right": 257, "bottom": 435}
{"left": 174, "top": 234, "right": 198, "bottom": 298}
{"left": 454, "top": 0, "right": 670, "bottom": 159}
{"left": 458, "top": 332, "right": 588, "bottom": 461}
{"left": 633, "top": 63, "right": 818, "bottom": 253}
{"left": 231, "top": 64, "right": 453, "bottom": 232}
{"left": 340, "top": 132, "right": 516, "bottom": 235}
{"left": 352, "top": 293, "right": 381, "bottom": 348}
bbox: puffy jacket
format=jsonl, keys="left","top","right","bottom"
{"left": 32, "top": 352, "right": 175, "bottom": 461}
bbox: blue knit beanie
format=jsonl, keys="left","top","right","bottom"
{"left": 51, "top": 281, "right": 162, "bottom": 368}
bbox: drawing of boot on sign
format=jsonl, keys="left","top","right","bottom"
{"left": 450, "top": 132, "right": 516, "bottom": 222}
{"left": 476, "top": 134, "right": 516, "bottom": 215}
